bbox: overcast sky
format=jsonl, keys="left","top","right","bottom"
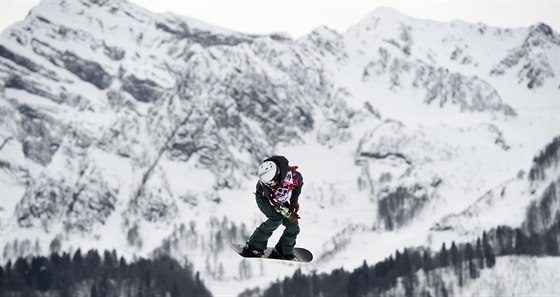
{"left": 1, "top": 0, "right": 559, "bottom": 38}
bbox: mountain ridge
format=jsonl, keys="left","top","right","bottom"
{"left": 0, "top": 1, "right": 558, "bottom": 295}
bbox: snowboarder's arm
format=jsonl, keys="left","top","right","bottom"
{"left": 289, "top": 172, "right": 303, "bottom": 221}
{"left": 289, "top": 171, "right": 304, "bottom": 205}
{"left": 256, "top": 180, "right": 278, "bottom": 206}
{"left": 255, "top": 181, "right": 264, "bottom": 196}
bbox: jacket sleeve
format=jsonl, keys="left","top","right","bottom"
{"left": 255, "top": 181, "right": 264, "bottom": 196}
{"left": 290, "top": 171, "right": 304, "bottom": 204}
{"left": 256, "top": 181, "right": 273, "bottom": 199}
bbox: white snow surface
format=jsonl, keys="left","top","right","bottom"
{"left": 0, "top": 2, "right": 559, "bottom": 296}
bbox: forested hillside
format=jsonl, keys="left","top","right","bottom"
{"left": 0, "top": 250, "right": 212, "bottom": 297}
{"left": 244, "top": 218, "right": 559, "bottom": 297}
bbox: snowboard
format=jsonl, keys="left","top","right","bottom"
{"left": 228, "top": 243, "right": 313, "bottom": 263}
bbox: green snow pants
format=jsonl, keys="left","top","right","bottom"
{"left": 248, "top": 194, "right": 300, "bottom": 255}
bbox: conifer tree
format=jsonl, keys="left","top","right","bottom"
{"left": 475, "top": 237, "right": 484, "bottom": 269}
{"left": 439, "top": 243, "right": 449, "bottom": 268}
{"left": 468, "top": 260, "right": 478, "bottom": 279}
{"left": 515, "top": 230, "right": 528, "bottom": 255}
{"left": 483, "top": 232, "right": 496, "bottom": 268}
{"left": 450, "top": 242, "right": 460, "bottom": 266}
{"left": 423, "top": 250, "right": 434, "bottom": 271}
{"left": 464, "top": 243, "right": 474, "bottom": 261}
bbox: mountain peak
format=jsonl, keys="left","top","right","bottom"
{"left": 526, "top": 22, "right": 560, "bottom": 45}
{"left": 367, "top": 6, "right": 408, "bottom": 19}
{"left": 82, "top": 0, "right": 126, "bottom": 6}
{"left": 529, "top": 23, "right": 554, "bottom": 35}
{"left": 35, "top": 0, "right": 126, "bottom": 8}
{"left": 346, "top": 6, "right": 412, "bottom": 38}
{"left": 358, "top": 6, "right": 412, "bottom": 27}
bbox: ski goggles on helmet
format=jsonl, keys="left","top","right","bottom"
{"left": 261, "top": 178, "right": 278, "bottom": 186}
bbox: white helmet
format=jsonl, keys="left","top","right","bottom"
{"left": 258, "top": 161, "right": 278, "bottom": 185}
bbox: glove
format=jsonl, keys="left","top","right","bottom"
{"left": 290, "top": 202, "right": 299, "bottom": 213}
{"left": 287, "top": 211, "right": 300, "bottom": 223}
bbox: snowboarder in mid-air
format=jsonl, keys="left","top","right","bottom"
{"left": 241, "top": 155, "right": 304, "bottom": 260}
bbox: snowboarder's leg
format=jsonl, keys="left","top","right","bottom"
{"left": 276, "top": 218, "right": 300, "bottom": 257}
{"left": 247, "top": 195, "right": 283, "bottom": 251}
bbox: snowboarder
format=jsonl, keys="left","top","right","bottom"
{"left": 241, "top": 155, "right": 303, "bottom": 260}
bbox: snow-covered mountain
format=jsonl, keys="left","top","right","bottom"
{"left": 0, "top": 0, "right": 558, "bottom": 295}
{"left": 368, "top": 256, "right": 560, "bottom": 297}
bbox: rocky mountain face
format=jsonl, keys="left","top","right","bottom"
{"left": 0, "top": 0, "right": 558, "bottom": 295}
{"left": 0, "top": 0, "right": 339, "bottom": 232}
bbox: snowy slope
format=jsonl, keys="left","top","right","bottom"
{"left": 0, "top": 1, "right": 559, "bottom": 296}
{"left": 390, "top": 256, "right": 560, "bottom": 297}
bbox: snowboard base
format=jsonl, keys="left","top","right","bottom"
{"left": 228, "top": 243, "right": 313, "bottom": 263}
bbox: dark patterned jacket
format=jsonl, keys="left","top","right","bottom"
{"left": 255, "top": 155, "right": 303, "bottom": 206}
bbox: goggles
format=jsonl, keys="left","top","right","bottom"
{"left": 262, "top": 179, "right": 276, "bottom": 186}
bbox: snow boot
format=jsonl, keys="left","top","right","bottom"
{"left": 240, "top": 242, "right": 264, "bottom": 258}
{"left": 274, "top": 243, "right": 295, "bottom": 260}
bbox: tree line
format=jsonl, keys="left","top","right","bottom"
{"left": 0, "top": 249, "right": 212, "bottom": 297}
{"left": 246, "top": 216, "right": 559, "bottom": 297}
{"left": 528, "top": 135, "right": 559, "bottom": 182}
